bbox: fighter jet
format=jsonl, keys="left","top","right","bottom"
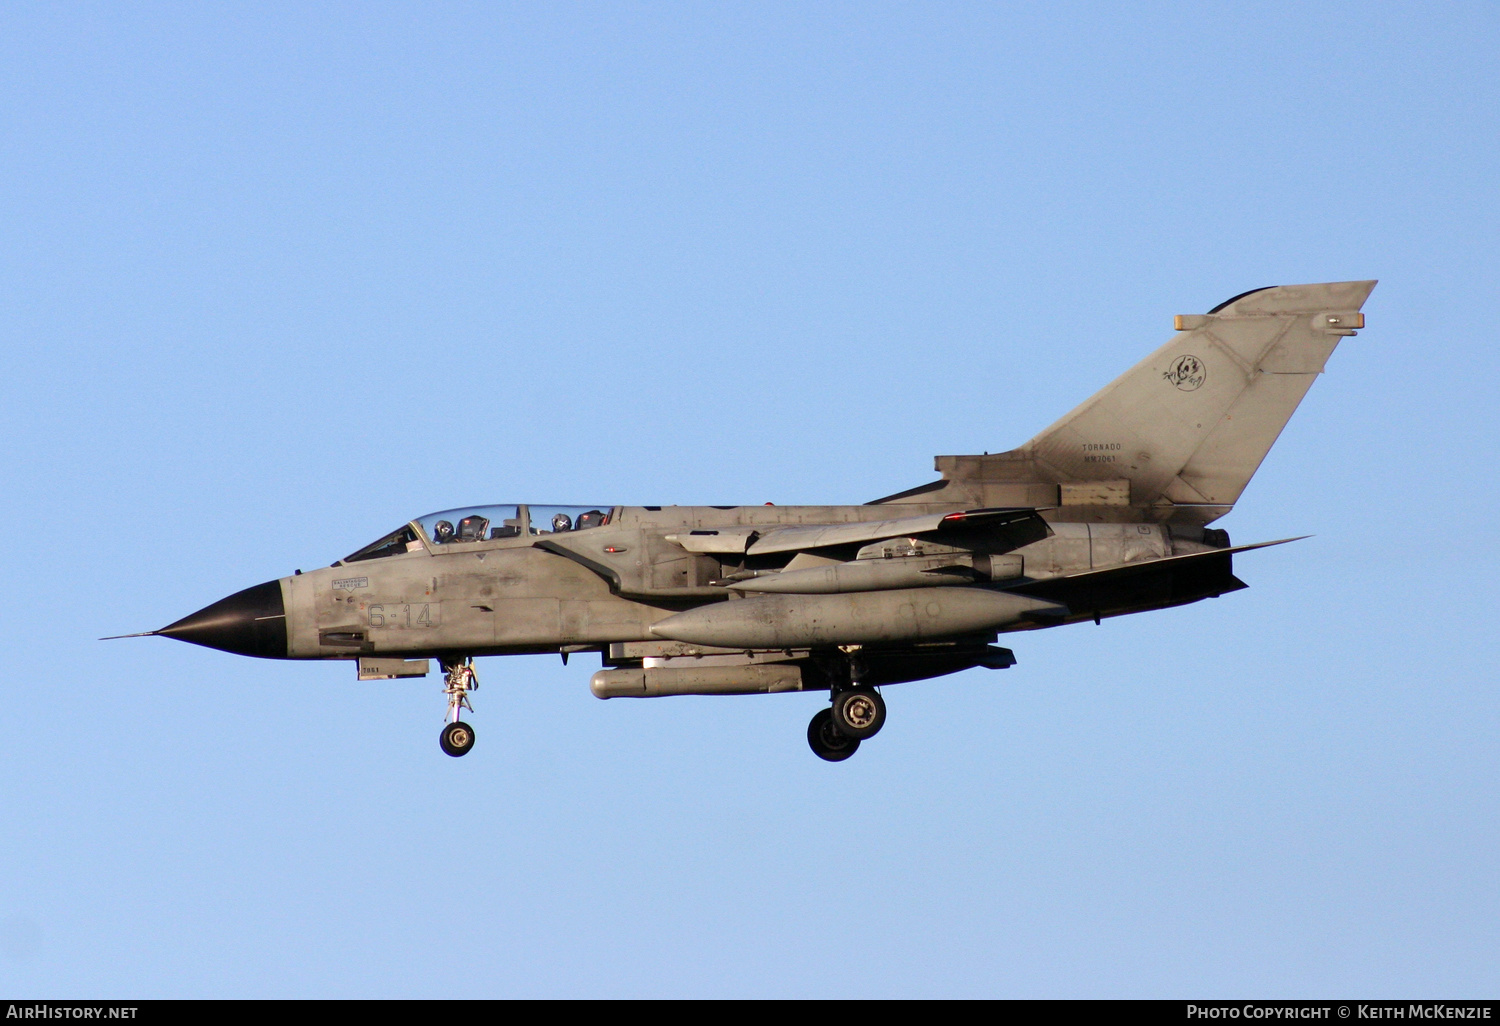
{"left": 108, "top": 281, "right": 1375, "bottom": 760}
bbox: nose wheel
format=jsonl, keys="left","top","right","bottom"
{"left": 439, "top": 658, "right": 478, "bottom": 757}
{"left": 440, "top": 720, "right": 475, "bottom": 757}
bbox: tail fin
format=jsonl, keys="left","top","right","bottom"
{"left": 897, "top": 281, "right": 1376, "bottom": 523}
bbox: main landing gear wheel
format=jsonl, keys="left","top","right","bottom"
{"left": 807, "top": 708, "right": 860, "bottom": 762}
{"left": 831, "top": 687, "right": 886, "bottom": 741}
{"left": 440, "top": 720, "right": 476, "bottom": 757}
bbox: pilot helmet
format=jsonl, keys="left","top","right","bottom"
{"left": 551, "top": 513, "right": 573, "bottom": 532}
{"left": 433, "top": 520, "right": 455, "bottom": 542}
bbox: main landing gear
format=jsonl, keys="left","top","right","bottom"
{"left": 806, "top": 651, "right": 887, "bottom": 762}
{"left": 832, "top": 687, "right": 886, "bottom": 740}
{"left": 807, "top": 689, "right": 887, "bottom": 762}
{"left": 439, "top": 657, "right": 478, "bottom": 757}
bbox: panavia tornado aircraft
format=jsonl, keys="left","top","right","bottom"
{"left": 109, "top": 280, "right": 1375, "bottom": 760}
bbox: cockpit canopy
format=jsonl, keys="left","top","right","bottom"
{"left": 342, "top": 504, "right": 611, "bottom": 563}
{"left": 416, "top": 505, "right": 524, "bottom": 545}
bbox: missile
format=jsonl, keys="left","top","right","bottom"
{"left": 590, "top": 663, "right": 804, "bottom": 699}
{"left": 730, "top": 553, "right": 1024, "bottom": 594}
{"left": 649, "top": 586, "right": 1066, "bottom": 649}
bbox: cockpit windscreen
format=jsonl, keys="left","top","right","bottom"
{"left": 343, "top": 524, "right": 420, "bottom": 563}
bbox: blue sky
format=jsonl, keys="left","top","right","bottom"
{"left": 1, "top": 1, "right": 1497, "bottom": 997}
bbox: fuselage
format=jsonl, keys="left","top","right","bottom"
{"left": 158, "top": 502, "right": 1231, "bottom": 664}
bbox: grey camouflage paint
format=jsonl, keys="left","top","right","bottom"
{"left": 148, "top": 281, "right": 1376, "bottom": 701}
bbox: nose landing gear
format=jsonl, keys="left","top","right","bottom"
{"left": 440, "top": 657, "right": 478, "bottom": 757}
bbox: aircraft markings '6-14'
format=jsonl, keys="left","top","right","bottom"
{"left": 108, "top": 281, "right": 1375, "bottom": 761}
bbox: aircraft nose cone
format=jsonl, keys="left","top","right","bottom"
{"left": 158, "top": 579, "right": 288, "bottom": 659}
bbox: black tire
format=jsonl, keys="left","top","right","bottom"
{"left": 440, "top": 720, "right": 476, "bottom": 757}
{"left": 807, "top": 708, "right": 860, "bottom": 762}
{"left": 831, "top": 687, "right": 886, "bottom": 740}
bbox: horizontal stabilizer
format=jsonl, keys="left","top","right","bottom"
{"left": 1011, "top": 536, "right": 1306, "bottom": 592}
